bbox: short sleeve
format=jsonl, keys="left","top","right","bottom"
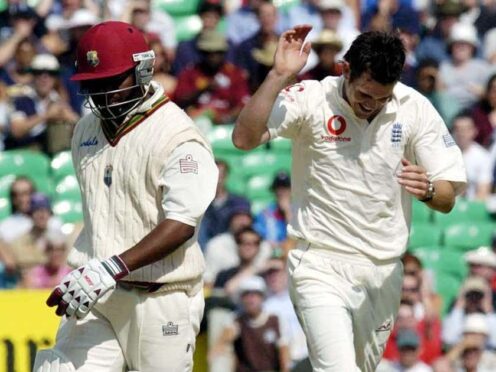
{"left": 159, "top": 141, "right": 218, "bottom": 226}
{"left": 410, "top": 99, "right": 467, "bottom": 195}
{"left": 267, "top": 82, "right": 309, "bottom": 140}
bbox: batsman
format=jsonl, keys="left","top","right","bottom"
{"left": 233, "top": 26, "right": 467, "bottom": 371}
{"left": 34, "top": 21, "right": 218, "bottom": 372}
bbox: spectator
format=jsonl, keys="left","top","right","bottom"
{"left": 452, "top": 112, "right": 493, "bottom": 200}
{"left": 174, "top": 30, "right": 250, "bottom": 125}
{"left": 23, "top": 231, "right": 71, "bottom": 289}
{"left": 442, "top": 276, "right": 496, "bottom": 349}
{"left": 120, "top": 0, "right": 177, "bottom": 60}
{"left": 283, "top": 0, "right": 322, "bottom": 42}
{"left": 0, "top": 176, "right": 34, "bottom": 243}
{"left": 416, "top": 0, "right": 464, "bottom": 63}
{"left": 0, "top": 2, "right": 45, "bottom": 68}
{"left": 401, "top": 273, "right": 441, "bottom": 328}
{"left": 381, "top": 329, "right": 433, "bottom": 372}
{"left": 440, "top": 314, "right": 496, "bottom": 372}
{"left": 55, "top": 9, "right": 99, "bottom": 115}
{"left": 470, "top": 73, "right": 496, "bottom": 148}
{"left": 226, "top": 0, "right": 282, "bottom": 46}
{"left": 438, "top": 22, "right": 492, "bottom": 111}
{"left": 213, "top": 227, "right": 266, "bottom": 297}
{"left": 414, "top": 58, "right": 460, "bottom": 128}
{"left": 172, "top": 0, "right": 226, "bottom": 76}
{"left": 148, "top": 35, "right": 176, "bottom": 96}
{"left": 395, "top": 17, "right": 421, "bottom": 87}
{"left": 199, "top": 159, "right": 251, "bottom": 248}
{"left": 6, "top": 192, "right": 62, "bottom": 271}
{"left": 254, "top": 171, "right": 291, "bottom": 247}
{"left": 210, "top": 275, "right": 290, "bottom": 372}
{"left": 299, "top": 29, "right": 343, "bottom": 81}
{"left": 384, "top": 300, "right": 442, "bottom": 365}
{"left": 204, "top": 202, "right": 271, "bottom": 287}
{"left": 464, "top": 246, "right": 496, "bottom": 308}
{"left": 0, "top": 240, "right": 18, "bottom": 288}
{"left": 317, "top": 0, "right": 359, "bottom": 60}
{"left": 233, "top": 1, "right": 279, "bottom": 93}
{"left": 262, "top": 257, "right": 308, "bottom": 368}
{"left": 5, "top": 53, "right": 79, "bottom": 154}
{"left": 0, "top": 37, "right": 36, "bottom": 87}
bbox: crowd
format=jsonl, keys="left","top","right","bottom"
{"left": 0, "top": 0, "right": 496, "bottom": 371}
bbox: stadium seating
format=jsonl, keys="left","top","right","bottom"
{"left": 269, "top": 137, "right": 292, "bottom": 153}
{"left": 433, "top": 199, "right": 491, "bottom": 228}
{"left": 0, "top": 150, "right": 50, "bottom": 178}
{"left": 435, "top": 272, "right": 461, "bottom": 316}
{"left": 240, "top": 151, "right": 291, "bottom": 178}
{"left": 155, "top": 0, "right": 201, "bottom": 16}
{"left": 411, "top": 199, "right": 432, "bottom": 223}
{"left": 408, "top": 223, "right": 442, "bottom": 249}
{"left": 0, "top": 198, "right": 11, "bottom": 220}
{"left": 443, "top": 222, "right": 494, "bottom": 251}
{"left": 52, "top": 199, "right": 83, "bottom": 224}
{"left": 54, "top": 175, "right": 81, "bottom": 202}
{"left": 173, "top": 14, "right": 202, "bottom": 42}
{"left": 51, "top": 151, "right": 75, "bottom": 181}
{"left": 246, "top": 173, "right": 274, "bottom": 200}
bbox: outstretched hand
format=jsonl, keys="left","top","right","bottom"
{"left": 273, "top": 25, "right": 312, "bottom": 78}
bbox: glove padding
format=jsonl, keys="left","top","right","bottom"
{"left": 47, "top": 256, "right": 128, "bottom": 319}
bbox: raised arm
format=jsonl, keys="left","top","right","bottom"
{"left": 232, "top": 25, "right": 312, "bottom": 150}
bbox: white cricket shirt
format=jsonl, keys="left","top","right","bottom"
{"left": 267, "top": 76, "right": 467, "bottom": 260}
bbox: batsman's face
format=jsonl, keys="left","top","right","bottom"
{"left": 343, "top": 70, "right": 395, "bottom": 121}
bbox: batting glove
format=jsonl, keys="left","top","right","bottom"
{"left": 47, "top": 256, "right": 129, "bottom": 319}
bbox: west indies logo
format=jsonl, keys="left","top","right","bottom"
{"left": 322, "top": 115, "right": 351, "bottom": 143}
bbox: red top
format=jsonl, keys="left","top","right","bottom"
{"left": 173, "top": 62, "right": 250, "bottom": 124}
{"left": 383, "top": 318, "right": 443, "bottom": 365}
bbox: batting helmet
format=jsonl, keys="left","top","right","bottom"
{"left": 72, "top": 21, "right": 155, "bottom": 120}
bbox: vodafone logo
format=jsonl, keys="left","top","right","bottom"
{"left": 326, "top": 115, "right": 347, "bottom": 136}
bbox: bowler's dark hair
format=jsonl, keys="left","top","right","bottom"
{"left": 343, "top": 31, "right": 405, "bottom": 85}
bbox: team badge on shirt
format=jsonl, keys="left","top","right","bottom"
{"left": 179, "top": 155, "right": 198, "bottom": 174}
{"left": 104, "top": 165, "right": 113, "bottom": 187}
{"left": 391, "top": 123, "right": 402, "bottom": 148}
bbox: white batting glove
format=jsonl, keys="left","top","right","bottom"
{"left": 47, "top": 256, "right": 129, "bottom": 319}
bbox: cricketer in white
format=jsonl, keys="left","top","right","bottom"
{"left": 34, "top": 21, "right": 218, "bottom": 372}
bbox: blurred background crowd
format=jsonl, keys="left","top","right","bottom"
{"left": 1, "top": 0, "right": 496, "bottom": 371}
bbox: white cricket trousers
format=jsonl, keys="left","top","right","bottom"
{"left": 51, "top": 286, "right": 204, "bottom": 372}
{"left": 288, "top": 242, "right": 403, "bottom": 372}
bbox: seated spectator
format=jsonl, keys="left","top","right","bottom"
{"left": 414, "top": 58, "right": 460, "bottom": 128}
{"left": 439, "top": 314, "right": 496, "bottom": 371}
{"left": 464, "top": 246, "right": 496, "bottom": 309}
{"left": 6, "top": 192, "right": 62, "bottom": 271}
{"left": 172, "top": 0, "right": 226, "bottom": 76}
{"left": 317, "top": 0, "right": 359, "bottom": 60}
{"left": 174, "top": 31, "right": 250, "bottom": 125}
{"left": 262, "top": 257, "right": 308, "bottom": 368}
{"left": 401, "top": 273, "right": 441, "bottom": 326}
{"left": 438, "top": 22, "right": 493, "bottom": 111}
{"left": 415, "top": 1, "right": 464, "bottom": 64}
{"left": 283, "top": 0, "right": 322, "bottom": 42}
{"left": 299, "top": 30, "right": 343, "bottom": 81}
{"left": 452, "top": 112, "right": 493, "bottom": 200}
{"left": 213, "top": 227, "right": 267, "bottom": 298}
{"left": 23, "top": 231, "right": 71, "bottom": 289}
{"left": 199, "top": 159, "right": 251, "bottom": 248}
{"left": 470, "top": 73, "right": 496, "bottom": 148}
{"left": 148, "top": 35, "right": 176, "bottom": 96}
{"left": 442, "top": 276, "right": 496, "bottom": 349}
{"left": 254, "top": 171, "right": 291, "bottom": 247}
{"left": 380, "top": 329, "right": 433, "bottom": 372}
{"left": 0, "top": 241, "right": 18, "bottom": 288}
{"left": 120, "top": 0, "right": 176, "bottom": 61}
{"left": 210, "top": 275, "right": 290, "bottom": 372}
{"left": 226, "top": 0, "right": 282, "bottom": 46}
{"left": 5, "top": 53, "right": 79, "bottom": 154}
{"left": 233, "top": 1, "right": 279, "bottom": 93}
{"left": 384, "top": 300, "right": 442, "bottom": 365}
{"left": 0, "top": 176, "right": 34, "bottom": 243}
{"left": 204, "top": 203, "right": 271, "bottom": 287}
{"left": 0, "top": 37, "right": 35, "bottom": 88}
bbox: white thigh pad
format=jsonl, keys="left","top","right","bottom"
{"left": 33, "top": 348, "right": 76, "bottom": 372}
